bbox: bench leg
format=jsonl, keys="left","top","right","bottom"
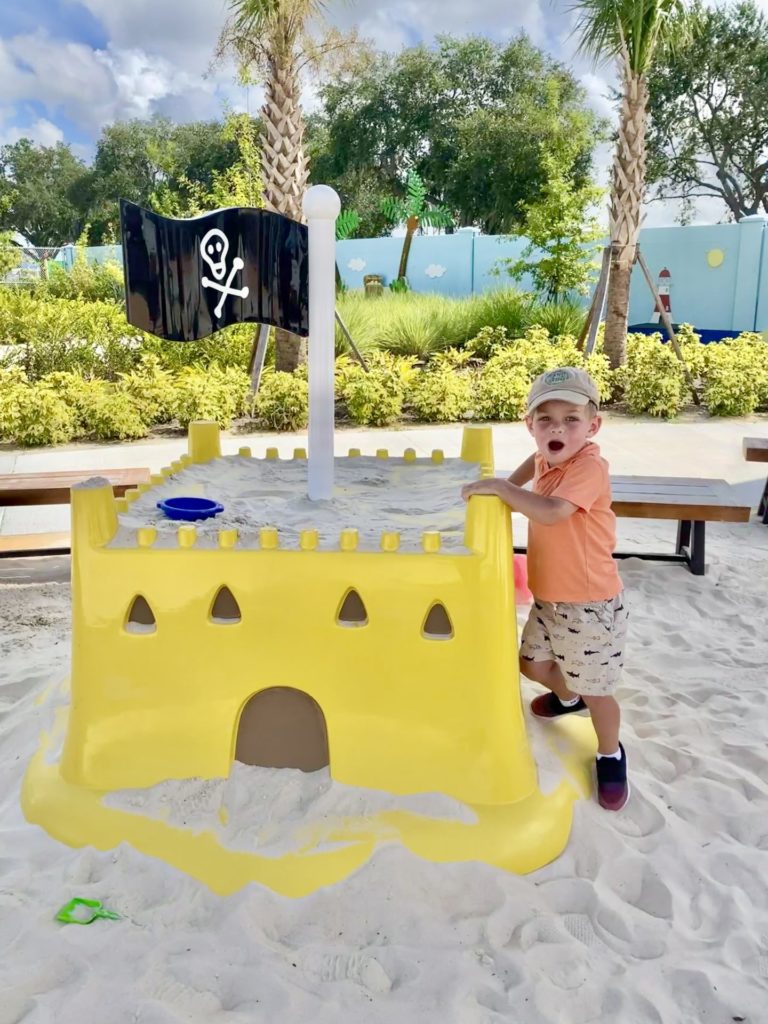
{"left": 759, "top": 474, "right": 768, "bottom": 523}
{"left": 676, "top": 519, "right": 706, "bottom": 575}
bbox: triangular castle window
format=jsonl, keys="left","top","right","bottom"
{"left": 422, "top": 602, "right": 454, "bottom": 640}
{"left": 336, "top": 588, "right": 368, "bottom": 627}
{"left": 210, "top": 586, "right": 241, "bottom": 624}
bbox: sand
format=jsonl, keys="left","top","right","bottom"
{"left": 2, "top": 433, "right": 768, "bottom": 1022}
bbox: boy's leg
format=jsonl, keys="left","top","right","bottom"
{"left": 581, "top": 694, "right": 620, "bottom": 755}
{"left": 519, "top": 657, "right": 580, "bottom": 702}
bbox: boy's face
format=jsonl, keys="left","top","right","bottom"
{"left": 525, "top": 400, "right": 601, "bottom": 466}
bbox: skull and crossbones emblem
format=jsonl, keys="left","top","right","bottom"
{"left": 200, "top": 228, "right": 249, "bottom": 318}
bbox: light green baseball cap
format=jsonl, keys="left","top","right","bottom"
{"left": 526, "top": 367, "right": 600, "bottom": 415}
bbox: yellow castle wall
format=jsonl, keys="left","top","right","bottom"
{"left": 61, "top": 425, "right": 537, "bottom": 807}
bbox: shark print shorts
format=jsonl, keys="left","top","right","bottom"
{"left": 520, "top": 593, "right": 628, "bottom": 696}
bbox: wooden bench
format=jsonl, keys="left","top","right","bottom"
{"left": 0, "top": 468, "right": 150, "bottom": 557}
{"left": 743, "top": 436, "right": 768, "bottom": 523}
{"left": 514, "top": 475, "right": 751, "bottom": 576}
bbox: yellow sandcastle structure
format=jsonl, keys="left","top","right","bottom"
{"left": 23, "top": 422, "right": 592, "bottom": 897}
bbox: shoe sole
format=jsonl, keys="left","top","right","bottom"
{"left": 598, "top": 780, "right": 631, "bottom": 812}
{"left": 530, "top": 708, "right": 591, "bottom": 721}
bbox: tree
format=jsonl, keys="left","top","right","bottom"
{"left": 151, "top": 113, "right": 262, "bottom": 215}
{"left": 80, "top": 118, "right": 239, "bottom": 242}
{"left": 0, "top": 139, "right": 87, "bottom": 247}
{"left": 502, "top": 131, "right": 604, "bottom": 301}
{"left": 215, "top": 0, "right": 354, "bottom": 371}
{"left": 572, "top": 0, "right": 692, "bottom": 367}
{"left": 380, "top": 170, "right": 453, "bottom": 287}
{"left": 308, "top": 35, "right": 605, "bottom": 235}
{"left": 646, "top": 0, "right": 768, "bottom": 221}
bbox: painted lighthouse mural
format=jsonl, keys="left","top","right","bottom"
{"left": 651, "top": 267, "right": 672, "bottom": 323}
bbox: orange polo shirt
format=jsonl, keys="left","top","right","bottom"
{"left": 526, "top": 443, "right": 622, "bottom": 603}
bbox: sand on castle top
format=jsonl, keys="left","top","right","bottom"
{"left": 109, "top": 454, "right": 483, "bottom": 552}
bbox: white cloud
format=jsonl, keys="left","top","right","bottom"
{"left": 347, "top": 258, "right": 367, "bottom": 271}
{"left": 0, "top": 116, "right": 64, "bottom": 147}
{"left": 424, "top": 264, "right": 446, "bottom": 278}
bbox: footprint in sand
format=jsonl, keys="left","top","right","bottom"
{"left": 609, "top": 791, "right": 666, "bottom": 839}
{"left": 296, "top": 950, "right": 393, "bottom": 994}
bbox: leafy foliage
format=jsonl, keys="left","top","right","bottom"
{"left": 252, "top": 370, "right": 309, "bottom": 430}
{"left": 309, "top": 35, "right": 605, "bottom": 235}
{"left": 337, "top": 351, "right": 417, "bottom": 426}
{"left": 407, "top": 364, "right": 474, "bottom": 422}
{"left": 500, "top": 127, "right": 604, "bottom": 300}
{"left": 647, "top": 0, "right": 768, "bottom": 221}
{"left": 617, "top": 332, "right": 690, "bottom": 417}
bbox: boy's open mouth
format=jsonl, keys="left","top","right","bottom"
{"left": 547, "top": 440, "right": 565, "bottom": 453}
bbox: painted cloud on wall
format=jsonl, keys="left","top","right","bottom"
{"left": 347, "top": 258, "right": 367, "bottom": 272}
{"left": 425, "top": 264, "right": 447, "bottom": 279}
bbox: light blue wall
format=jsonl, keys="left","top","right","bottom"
{"left": 338, "top": 216, "right": 768, "bottom": 332}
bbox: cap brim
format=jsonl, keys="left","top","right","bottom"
{"left": 527, "top": 389, "right": 596, "bottom": 414}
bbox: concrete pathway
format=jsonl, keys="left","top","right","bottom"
{"left": 1, "top": 411, "right": 767, "bottom": 538}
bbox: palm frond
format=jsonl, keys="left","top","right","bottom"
{"left": 571, "top": 0, "right": 691, "bottom": 73}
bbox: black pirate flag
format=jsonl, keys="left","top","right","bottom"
{"left": 120, "top": 201, "right": 309, "bottom": 342}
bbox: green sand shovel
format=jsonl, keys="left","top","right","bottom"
{"left": 55, "top": 898, "right": 121, "bottom": 925}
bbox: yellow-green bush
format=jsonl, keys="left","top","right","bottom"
{"left": 84, "top": 390, "right": 149, "bottom": 440}
{"left": 618, "top": 333, "right": 690, "bottom": 418}
{"left": 252, "top": 370, "right": 308, "bottom": 431}
{"left": 11, "top": 384, "right": 76, "bottom": 446}
{"left": 337, "top": 351, "right": 417, "bottom": 427}
{"left": 117, "top": 355, "right": 177, "bottom": 424}
{"left": 408, "top": 364, "right": 474, "bottom": 422}
{"left": 172, "top": 363, "right": 251, "bottom": 429}
{"left": 701, "top": 333, "right": 768, "bottom": 415}
{"left": 472, "top": 361, "right": 530, "bottom": 421}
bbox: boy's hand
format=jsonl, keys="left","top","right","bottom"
{"left": 461, "top": 478, "right": 503, "bottom": 501}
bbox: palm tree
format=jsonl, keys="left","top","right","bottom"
{"left": 216, "top": 0, "right": 345, "bottom": 371}
{"left": 572, "top": 0, "right": 690, "bottom": 367}
{"left": 380, "top": 171, "right": 453, "bottom": 290}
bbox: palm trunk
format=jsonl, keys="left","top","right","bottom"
{"left": 262, "top": 56, "right": 310, "bottom": 372}
{"left": 604, "top": 62, "right": 648, "bottom": 369}
{"left": 397, "top": 216, "right": 420, "bottom": 282}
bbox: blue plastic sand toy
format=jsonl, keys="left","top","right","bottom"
{"left": 156, "top": 497, "right": 224, "bottom": 522}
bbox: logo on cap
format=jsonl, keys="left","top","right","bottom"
{"left": 544, "top": 369, "right": 572, "bottom": 385}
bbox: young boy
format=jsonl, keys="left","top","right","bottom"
{"left": 461, "top": 367, "right": 629, "bottom": 811}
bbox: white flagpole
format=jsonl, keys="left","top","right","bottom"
{"left": 304, "top": 185, "right": 340, "bottom": 501}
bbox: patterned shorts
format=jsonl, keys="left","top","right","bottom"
{"left": 519, "top": 593, "right": 628, "bottom": 697}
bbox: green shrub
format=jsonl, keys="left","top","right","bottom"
{"left": 252, "top": 371, "right": 309, "bottom": 431}
{"left": 10, "top": 384, "right": 76, "bottom": 446}
{"left": 117, "top": 354, "right": 177, "bottom": 423}
{"left": 675, "top": 323, "right": 707, "bottom": 379}
{"left": 84, "top": 389, "right": 149, "bottom": 440}
{"left": 172, "top": 363, "right": 251, "bottom": 429}
{"left": 40, "top": 372, "right": 108, "bottom": 436}
{"left": 0, "top": 291, "right": 141, "bottom": 379}
{"left": 141, "top": 322, "right": 254, "bottom": 371}
{"left": 408, "top": 366, "right": 474, "bottom": 422}
{"left": 39, "top": 259, "right": 125, "bottom": 302}
{"left": 0, "top": 367, "right": 29, "bottom": 439}
{"left": 338, "top": 351, "right": 416, "bottom": 426}
{"left": 466, "top": 325, "right": 511, "bottom": 359}
{"left": 619, "top": 333, "right": 689, "bottom": 417}
{"left": 472, "top": 362, "right": 530, "bottom": 421}
{"left": 701, "top": 333, "right": 768, "bottom": 415}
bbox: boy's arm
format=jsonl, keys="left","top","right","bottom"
{"left": 461, "top": 478, "right": 577, "bottom": 525}
{"left": 506, "top": 454, "right": 536, "bottom": 487}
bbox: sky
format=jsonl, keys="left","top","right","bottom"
{"left": 0, "top": 0, "right": 750, "bottom": 227}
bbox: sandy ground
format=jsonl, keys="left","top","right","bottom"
{"left": 1, "top": 419, "right": 768, "bottom": 1023}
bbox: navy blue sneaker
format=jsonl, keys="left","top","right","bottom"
{"left": 596, "top": 744, "right": 629, "bottom": 811}
{"left": 531, "top": 692, "right": 588, "bottom": 719}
